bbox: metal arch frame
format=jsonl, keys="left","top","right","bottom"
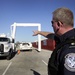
{"left": 11, "top": 22, "right": 41, "bottom": 51}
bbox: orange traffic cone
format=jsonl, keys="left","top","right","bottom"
{"left": 17, "top": 50, "right": 20, "bottom": 54}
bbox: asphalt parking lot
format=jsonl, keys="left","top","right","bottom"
{"left": 0, "top": 48, "right": 52, "bottom": 75}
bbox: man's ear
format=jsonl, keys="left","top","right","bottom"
{"left": 57, "top": 21, "right": 63, "bottom": 27}
{"left": 57, "top": 22, "right": 60, "bottom": 26}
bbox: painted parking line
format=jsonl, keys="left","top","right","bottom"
{"left": 2, "top": 62, "right": 12, "bottom": 75}
{"left": 42, "top": 60, "right": 48, "bottom": 66}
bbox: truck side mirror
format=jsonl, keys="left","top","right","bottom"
{"left": 12, "top": 39, "right": 15, "bottom": 43}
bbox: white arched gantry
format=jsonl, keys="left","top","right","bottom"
{"left": 11, "top": 22, "right": 41, "bottom": 51}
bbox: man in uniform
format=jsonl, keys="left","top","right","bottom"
{"left": 33, "top": 7, "right": 75, "bottom": 75}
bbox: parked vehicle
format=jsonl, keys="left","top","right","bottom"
{"left": 0, "top": 33, "right": 14, "bottom": 60}
{"left": 19, "top": 42, "right": 32, "bottom": 51}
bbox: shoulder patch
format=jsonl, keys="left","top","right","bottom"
{"left": 64, "top": 53, "right": 75, "bottom": 72}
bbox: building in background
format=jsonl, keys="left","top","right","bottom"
{"left": 32, "top": 38, "right": 55, "bottom": 51}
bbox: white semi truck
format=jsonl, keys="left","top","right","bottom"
{"left": 0, "top": 33, "right": 14, "bottom": 60}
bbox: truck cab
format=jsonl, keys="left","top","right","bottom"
{"left": 0, "top": 34, "right": 14, "bottom": 60}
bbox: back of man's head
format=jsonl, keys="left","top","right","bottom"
{"left": 52, "top": 7, "right": 74, "bottom": 27}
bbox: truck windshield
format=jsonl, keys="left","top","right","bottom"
{"left": 0, "top": 37, "right": 10, "bottom": 42}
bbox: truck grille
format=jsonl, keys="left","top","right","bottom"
{"left": 0, "top": 44, "right": 4, "bottom": 52}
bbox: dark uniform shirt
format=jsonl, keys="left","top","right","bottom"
{"left": 46, "top": 33, "right": 60, "bottom": 47}
{"left": 57, "top": 28, "right": 75, "bottom": 75}
{"left": 46, "top": 29, "right": 75, "bottom": 75}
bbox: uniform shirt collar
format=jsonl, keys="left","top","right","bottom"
{"left": 58, "top": 28, "right": 75, "bottom": 42}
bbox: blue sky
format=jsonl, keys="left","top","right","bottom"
{"left": 0, "top": 0, "right": 75, "bottom": 42}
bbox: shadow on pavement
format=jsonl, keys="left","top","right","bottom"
{"left": 0, "top": 51, "right": 17, "bottom": 60}
{"left": 31, "top": 69, "right": 40, "bottom": 75}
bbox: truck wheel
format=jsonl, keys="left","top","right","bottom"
{"left": 7, "top": 49, "right": 13, "bottom": 60}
